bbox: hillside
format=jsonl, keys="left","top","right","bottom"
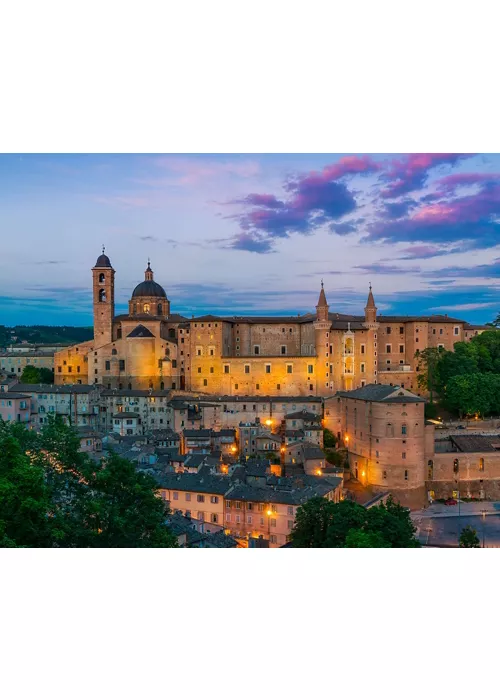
{"left": 0, "top": 325, "right": 93, "bottom": 346}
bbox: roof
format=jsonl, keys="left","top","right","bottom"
{"left": 183, "top": 429, "right": 212, "bottom": 438}
{"left": 127, "top": 324, "right": 155, "bottom": 338}
{"left": 131, "top": 279, "right": 167, "bottom": 299}
{"left": 333, "top": 383, "right": 425, "bottom": 404}
{"left": 464, "top": 323, "right": 492, "bottom": 330}
{"left": 179, "top": 394, "right": 321, "bottom": 404}
{"left": 112, "top": 411, "right": 140, "bottom": 419}
{"left": 94, "top": 253, "right": 112, "bottom": 268}
{"left": 1, "top": 392, "right": 30, "bottom": 399}
{"left": 302, "top": 445, "right": 325, "bottom": 460}
{"left": 450, "top": 434, "right": 500, "bottom": 453}
{"left": 9, "top": 383, "right": 97, "bottom": 394}
{"left": 156, "top": 472, "right": 231, "bottom": 495}
{"left": 101, "top": 389, "right": 171, "bottom": 397}
{"left": 225, "top": 478, "right": 341, "bottom": 506}
{"left": 285, "top": 409, "right": 321, "bottom": 421}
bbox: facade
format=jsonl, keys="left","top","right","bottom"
{"left": 7, "top": 382, "right": 101, "bottom": 430}
{"left": 0, "top": 392, "right": 31, "bottom": 423}
{"left": 54, "top": 250, "right": 483, "bottom": 398}
{"left": 0, "top": 351, "right": 55, "bottom": 376}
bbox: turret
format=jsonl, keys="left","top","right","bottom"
{"left": 364, "top": 283, "right": 377, "bottom": 327}
{"left": 314, "top": 281, "right": 332, "bottom": 395}
{"left": 92, "top": 246, "right": 115, "bottom": 348}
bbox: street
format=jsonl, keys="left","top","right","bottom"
{"left": 412, "top": 502, "right": 500, "bottom": 547}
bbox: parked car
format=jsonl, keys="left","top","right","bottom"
{"left": 445, "top": 498, "right": 457, "bottom": 506}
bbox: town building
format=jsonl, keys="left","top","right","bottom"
{"left": 0, "top": 392, "right": 31, "bottom": 424}
{"left": 0, "top": 351, "right": 55, "bottom": 376}
{"left": 54, "top": 250, "right": 486, "bottom": 397}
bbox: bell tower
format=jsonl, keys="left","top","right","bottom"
{"left": 314, "top": 281, "right": 332, "bottom": 396}
{"left": 92, "top": 246, "right": 115, "bottom": 348}
{"left": 364, "top": 283, "right": 377, "bottom": 327}
{"left": 364, "top": 284, "right": 379, "bottom": 385}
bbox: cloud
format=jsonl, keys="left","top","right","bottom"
{"left": 139, "top": 235, "right": 158, "bottom": 242}
{"left": 222, "top": 156, "right": 379, "bottom": 253}
{"left": 354, "top": 263, "right": 421, "bottom": 275}
{"left": 380, "top": 153, "right": 474, "bottom": 198}
{"left": 33, "top": 260, "right": 66, "bottom": 265}
{"left": 330, "top": 218, "right": 365, "bottom": 235}
{"left": 396, "top": 245, "right": 454, "bottom": 259}
{"left": 382, "top": 199, "right": 416, "bottom": 219}
{"left": 429, "top": 302, "right": 498, "bottom": 311}
{"left": 423, "top": 258, "right": 500, "bottom": 279}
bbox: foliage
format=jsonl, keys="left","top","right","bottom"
{"left": 0, "top": 416, "right": 177, "bottom": 548}
{"left": 290, "top": 495, "right": 420, "bottom": 548}
{"left": 415, "top": 347, "right": 442, "bottom": 396}
{"left": 0, "top": 326, "right": 93, "bottom": 346}
{"left": 424, "top": 402, "right": 439, "bottom": 420}
{"left": 459, "top": 525, "right": 480, "bottom": 548}
{"left": 324, "top": 449, "right": 344, "bottom": 468}
{"left": 323, "top": 428, "right": 337, "bottom": 448}
{"left": 445, "top": 374, "right": 500, "bottom": 418}
{"left": 20, "top": 365, "right": 54, "bottom": 384}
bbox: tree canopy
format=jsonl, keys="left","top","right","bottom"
{"left": 459, "top": 526, "right": 480, "bottom": 548}
{"left": 20, "top": 365, "right": 54, "bottom": 384}
{"left": 290, "top": 496, "right": 420, "bottom": 548}
{"left": 416, "top": 330, "right": 500, "bottom": 417}
{"left": 0, "top": 417, "right": 177, "bottom": 548}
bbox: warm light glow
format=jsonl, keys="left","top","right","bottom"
{"left": 280, "top": 447, "right": 285, "bottom": 453}
{"left": 344, "top": 435, "right": 349, "bottom": 443}
{"left": 231, "top": 446, "right": 237, "bottom": 453}
{"left": 265, "top": 419, "right": 272, "bottom": 426}
{"left": 267, "top": 510, "right": 272, "bottom": 516}
{"left": 361, "top": 471, "right": 366, "bottom": 477}
{"left": 316, "top": 469, "right": 322, "bottom": 476}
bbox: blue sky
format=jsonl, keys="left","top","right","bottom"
{"left": 0, "top": 153, "right": 499, "bottom": 325}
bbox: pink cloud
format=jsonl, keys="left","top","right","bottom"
{"left": 380, "top": 153, "right": 473, "bottom": 198}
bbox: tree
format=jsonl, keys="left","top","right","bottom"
{"left": 20, "top": 365, "right": 54, "bottom": 384}
{"left": 0, "top": 422, "right": 53, "bottom": 547}
{"left": 445, "top": 373, "right": 500, "bottom": 418}
{"left": 459, "top": 526, "right": 480, "bottom": 548}
{"left": 290, "top": 496, "right": 420, "bottom": 548}
{"left": 323, "top": 428, "right": 337, "bottom": 448}
{"left": 344, "top": 529, "right": 391, "bottom": 548}
{"left": 415, "top": 347, "right": 442, "bottom": 400}
{"left": 0, "top": 417, "right": 177, "bottom": 548}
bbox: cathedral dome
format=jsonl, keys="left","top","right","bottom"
{"left": 132, "top": 279, "right": 167, "bottom": 298}
{"left": 94, "top": 247, "right": 112, "bottom": 268}
{"left": 131, "top": 261, "right": 167, "bottom": 298}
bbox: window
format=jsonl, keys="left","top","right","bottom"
{"left": 270, "top": 518, "right": 277, "bottom": 527}
{"left": 247, "top": 515, "right": 252, "bottom": 524}
{"left": 360, "top": 344, "right": 365, "bottom": 354}
{"left": 98, "top": 273, "right": 105, "bottom": 283}
{"left": 209, "top": 348, "right": 214, "bottom": 356}
{"left": 401, "top": 424, "right": 407, "bottom": 435}
{"left": 203, "top": 379, "right": 208, "bottom": 386}
{"left": 383, "top": 470, "right": 387, "bottom": 480}
{"left": 210, "top": 496, "right": 219, "bottom": 504}
{"left": 402, "top": 452, "right": 406, "bottom": 459}
{"left": 198, "top": 512, "right": 205, "bottom": 521}
{"left": 399, "top": 345, "right": 404, "bottom": 353}
{"left": 225, "top": 500, "right": 231, "bottom": 508}
{"left": 185, "top": 493, "right": 191, "bottom": 502}
{"left": 98, "top": 289, "right": 106, "bottom": 302}
{"left": 210, "top": 367, "right": 214, "bottom": 374}
{"left": 286, "top": 364, "right": 293, "bottom": 374}
{"left": 119, "top": 360, "right": 125, "bottom": 371}
{"left": 270, "top": 535, "right": 278, "bottom": 544}
{"left": 143, "top": 303, "right": 150, "bottom": 314}
{"left": 244, "top": 364, "right": 250, "bottom": 374}
{"left": 307, "top": 364, "right": 313, "bottom": 374}
{"left": 211, "top": 514, "right": 218, "bottom": 524}
{"left": 226, "top": 513, "right": 231, "bottom": 522}
{"left": 197, "top": 494, "right": 205, "bottom": 503}
{"left": 287, "top": 506, "right": 293, "bottom": 516}
{"left": 196, "top": 347, "right": 202, "bottom": 356}
{"left": 281, "top": 345, "right": 287, "bottom": 355}
{"left": 479, "top": 458, "right": 485, "bottom": 472}
{"left": 454, "top": 326, "right": 460, "bottom": 336}
{"left": 173, "top": 492, "right": 179, "bottom": 500}
{"left": 360, "top": 362, "right": 365, "bottom": 373}
{"left": 197, "top": 367, "right": 202, "bottom": 373}
{"left": 428, "top": 460, "right": 433, "bottom": 480}
{"left": 386, "top": 344, "right": 391, "bottom": 353}
{"left": 265, "top": 364, "right": 271, "bottom": 374}
{"left": 112, "top": 348, "right": 117, "bottom": 355}
{"left": 105, "top": 361, "right": 110, "bottom": 371}
{"left": 439, "top": 328, "right": 443, "bottom": 335}
{"left": 276, "top": 383, "right": 280, "bottom": 390}
{"left": 235, "top": 501, "right": 242, "bottom": 510}
{"left": 404, "top": 470, "right": 408, "bottom": 481}
{"left": 399, "top": 326, "right": 404, "bottom": 334}
{"left": 224, "top": 364, "right": 230, "bottom": 374}
{"left": 386, "top": 327, "right": 391, "bottom": 334}
{"left": 254, "top": 345, "right": 260, "bottom": 355}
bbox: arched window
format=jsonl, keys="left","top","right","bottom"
{"left": 133, "top": 304, "right": 137, "bottom": 314}
{"left": 143, "top": 303, "right": 150, "bottom": 314}
{"left": 401, "top": 423, "right": 407, "bottom": 435}
{"left": 157, "top": 303, "right": 162, "bottom": 315}
{"left": 166, "top": 347, "right": 170, "bottom": 356}
{"left": 428, "top": 460, "right": 433, "bottom": 480}
{"left": 99, "top": 273, "right": 105, "bottom": 283}
{"left": 386, "top": 423, "right": 394, "bottom": 437}
{"left": 112, "top": 348, "right": 117, "bottom": 355}
{"left": 99, "top": 289, "right": 106, "bottom": 302}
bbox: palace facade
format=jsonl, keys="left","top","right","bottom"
{"left": 54, "top": 250, "right": 485, "bottom": 396}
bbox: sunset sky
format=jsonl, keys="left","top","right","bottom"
{"left": 1, "top": 152, "right": 498, "bottom": 326}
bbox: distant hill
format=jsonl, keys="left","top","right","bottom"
{"left": 0, "top": 325, "right": 93, "bottom": 347}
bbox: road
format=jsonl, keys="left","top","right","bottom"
{"left": 412, "top": 503, "right": 500, "bottom": 547}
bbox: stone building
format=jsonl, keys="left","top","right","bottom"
{"left": 54, "top": 250, "right": 487, "bottom": 397}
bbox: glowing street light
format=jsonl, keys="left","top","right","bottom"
{"left": 265, "top": 419, "right": 272, "bottom": 426}
{"left": 267, "top": 509, "right": 273, "bottom": 517}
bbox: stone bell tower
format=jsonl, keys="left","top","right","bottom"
{"left": 364, "top": 283, "right": 379, "bottom": 385}
{"left": 314, "top": 281, "right": 332, "bottom": 396}
{"left": 92, "top": 246, "right": 115, "bottom": 348}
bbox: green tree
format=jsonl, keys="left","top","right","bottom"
{"left": 344, "top": 529, "right": 391, "bottom": 548}
{"left": 290, "top": 496, "right": 419, "bottom": 548}
{"left": 459, "top": 525, "right": 480, "bottom": 548}
{"left": 415, "top": 347, "right": 442, "bottom": 400}
{"left": 0, "top": 422, "right": 53, "bottom": 547}
{"left": 20, "top": 365, "right": 54, "bottom": 384}
{"left": 0, "top": 417, "right": 177, "bottom": 548}
{"left": 323, "top": 428, "right": 337, "bottom": 448}
{"left": 445, "top": 374, "right": 500, "bottom": 417}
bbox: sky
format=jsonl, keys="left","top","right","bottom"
{"left": 0, "top": 152, "right": 499, "bottom": 326}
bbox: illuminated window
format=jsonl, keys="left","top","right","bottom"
{"left": 143, "top": 303, "right": 150, "bottom": 314}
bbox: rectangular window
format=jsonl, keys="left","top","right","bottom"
{"left": 265, "top": 364, "right": 271, "bottom": 374}
{"left": 197, "top": 495, "right": 205, "bottom": 503}
{"left": 307, "top": 364, "right": 313, "bottom": 374}
{"left": 383, "top": 470, "right": 387, "bottom": 479}
{"left": 287, "top": 520, "right": 293, "bottom": 529}
{"left": 287, "top": 506, "right": 293, "bottom": 516}
{"left": 254, "top": 346, "right": 260, "bottom": 355}
{"left": 225, "top": 500, "right": 231, "bottom": 508}
{"left": 281, "top": 345, "right": 286, "bottom": 355}
{"left": 210, "top": 496, "right": 219, "bottom": 504}
{"left": 386, "top": 344, "right": 391, "bottom": 353}
{"left": 173, "top": 492, "right": 179, "bottom": 500}
{"left": 210, "top": 367, "right": 214, "bottom": 374}
{"left": 105, "top": 361, "right": 110, "bottom": 371}
{"left": 270, "top": 518, "right": 277, "bottom": 527}
{"left": 399, "top": 345, "right": 404, "bottom": 353}
{"left": 119, "top": 360, "right": 125, "bottom": 371}
{"left": 286, "top": 364, "right": 293, "bottom": 374}
{"left": 402, "top": 452, "right": 406, "bottom": 459}
{"left": 360, "top": 344, "right": 365, "bottom": 354}
{"left": 386, "top": 327, "right": 391, "bottom": 334}
{"left": 203, "top": 379, "right": 208, "bottom": 386}
{"left": 276, "top": 384, "right": 280, "bottom": 390}
{"left": 404, "top": 470, "right": 408, "bottom": 481}
{"left": 244, "top": 364, "right": 250, "bottom": 374}
{"left": 197, "top": 367, "right": 202, "bottom": 373}
{"left": 360, "top": 362, "right": 365, "bottom": 373}
{"left": 185, "top": 493, "right": 191, "bottom": 502}
{"left": 439, "top": 328, "right": 443, "bottom": 335}
{"left": 211, "top": 514, "right": 218, "bottom": 524}
{"left": 270, "top": 535, "right": 277, "bottom": 544}
{"left": 247, "top": 515, "right": 252, "bottom": 524}
{"left": 224, "top": 364, "right": 230, "bottom": 374}
{"left": 399, "top": 326, "right": 404, "bottom": 334}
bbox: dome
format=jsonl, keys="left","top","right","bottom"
{"left": 95, "top": 254, "right": 112, "bottom": 268}
{"left": 132, "top": 280, "right": 167, "bottom": 298}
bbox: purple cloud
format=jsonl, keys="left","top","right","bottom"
{"left": 224, "top": 155, "right": 379, "bottom": 253}
{"left": 354, "top": 263, "right": 421, "bottom": 275}
{"left": 382, "top": 199, "right": 416, "bottom": 219}
{"left": 423, "top": 258, "right": 500, "bottom": 279}
{"left": 380, "top": 153, "right": 473, "bottom": 198}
